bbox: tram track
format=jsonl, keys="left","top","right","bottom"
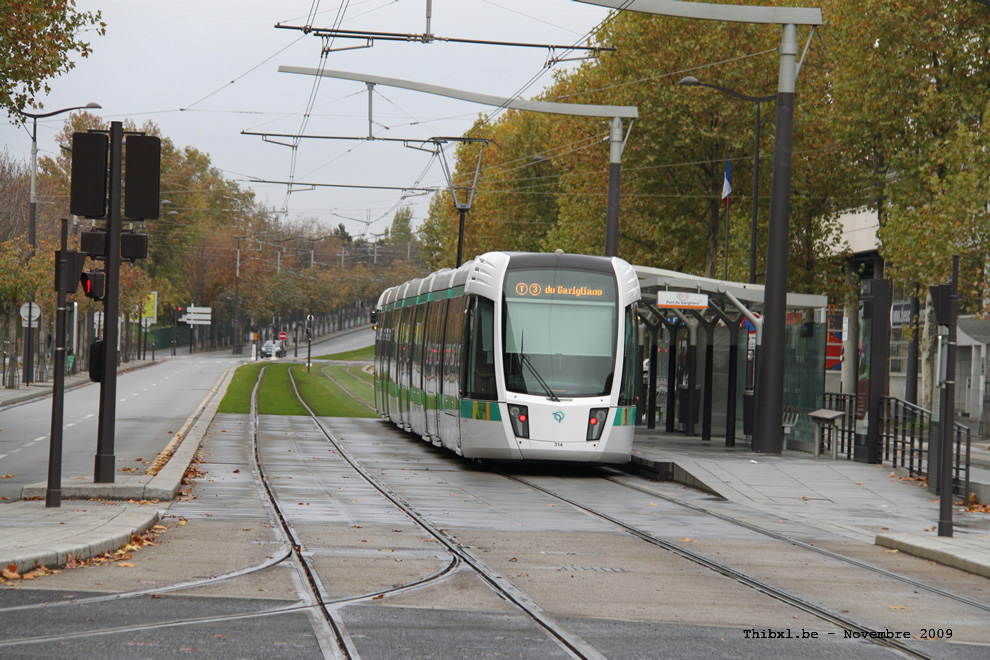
{"left": 0, "top": 367, "right": 455, "bottom": 656}
{"left": 312, "top": 359, "right": 978, "bottom": 657}
{"left": 497, "top": 469, "right": 961, "bottom": 660}
{"left": 286, "top": 368, "right": 608, "bottom": 660}
{"left": 600, "top": 471, "right": 990, "bottom": 615}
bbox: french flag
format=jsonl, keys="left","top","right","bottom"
{"left": 721, "top": 155, "right": 732, "bottom": 208}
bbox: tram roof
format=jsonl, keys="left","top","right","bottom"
{"left": 633, "top": 264, "right": 828, "bottom": 312}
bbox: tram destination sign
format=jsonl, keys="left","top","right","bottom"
{"left": 654, "top": 291, "right": 708, "bottom": 310}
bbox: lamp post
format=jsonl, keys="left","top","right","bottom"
{"left": 18, "top": 102, "right": 101, "bottom": 386}
{"left": 232, "top": 231, "right": 276, "bottom": 354}
{"left": 679, "top": 77, "right": 773, "bottom": 285}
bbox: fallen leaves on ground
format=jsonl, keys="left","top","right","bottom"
{"left": 1, "top": 474, "right": 13, "bottom": 479}
{"left": 2, "top": 563, "right": 59, "bottom": 583}
{"left": 969, "top": 494, "right": 990, "bottom": 513}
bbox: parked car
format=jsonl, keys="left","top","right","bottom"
{"left": 260, "top": 339, "right": 286, "bottom": 358}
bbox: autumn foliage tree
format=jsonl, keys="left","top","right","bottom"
{"left": 0, "top": 1, "right": 105, "bottom": 116}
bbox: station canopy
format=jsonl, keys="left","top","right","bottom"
{"left": 633, "top": 264, "right": 828, "bottom": 329}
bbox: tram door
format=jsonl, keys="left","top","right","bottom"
{"left": 424, "top": 299, "right": 446, "bottom": 441}
{"left": 396, "top": 306, "right": 413, "bottom": 428}
{"left": 439, "top": 296, "right": 468, "bottom": 449}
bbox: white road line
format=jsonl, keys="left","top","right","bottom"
{"left": 32, "top": 436, "right": 46, "bottom": 443}
{"left": 65, "top": 423, "right": 75, "bottom": 428}
{"left": 0, "top": 453, "right": 6, "bottom": 460}
{"left": 83, "top": 414, "right": 94, "bottom": 419}
{"left": 119, "top": 399, "right": 127, "bottom": 403}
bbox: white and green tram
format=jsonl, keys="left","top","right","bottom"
{"left": 374, "top": 251, "right": 641, "bottom": 463}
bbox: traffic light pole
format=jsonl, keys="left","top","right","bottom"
{"left": 46, "top": 220, "right": 70, "bottom": 507}
{"left": 95, "top": 121, "right": 124, "bottom": 483}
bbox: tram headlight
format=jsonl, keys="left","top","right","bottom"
{"left": 508, "top": 404, "right": 530, "bottom": 439}
{"left": 586, "top": 408, "right": 608, "bottom": 441}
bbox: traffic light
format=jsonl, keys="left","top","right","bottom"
{"left": 54, "top": 250, "right": 88, "bottom": 293}
{"left": 89, "top": 340, "right": 105, "bottom": 383}
{"left": 81, "top": 271, "right": 106, "bottom": 300}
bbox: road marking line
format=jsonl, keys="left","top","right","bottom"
{"left": 65, "top": 423, "right": 75, "bottom": 428}
{"left": 32, "top": 436, "right": 46, "bottom": 442}
{"left": 0, "top": 453, "right": 6, "bottom": 460}
{"left": 83, "top": 414, "right": 94, "bottom": 419}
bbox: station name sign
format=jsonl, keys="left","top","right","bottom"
{"left": 654, "top": 291, "right": 708, "bottom": 310}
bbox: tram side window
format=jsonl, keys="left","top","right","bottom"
{"left": 619, "top": 305, "right": 639, "bottom": 406}
{"left": 443, "top": 296, "right": 468, "bottom": 399}
{"left": 464, "top": 297, "right": 497, "bottom": 401}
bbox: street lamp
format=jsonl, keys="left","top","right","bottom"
{"left": 679, "top": 77, "right": 773, "bottom": 285}
{"left": 232, "top": 231, "right": 275, "bottom": 355}
{"left": 18, "top": 102, "right": 101, "bottom": 385}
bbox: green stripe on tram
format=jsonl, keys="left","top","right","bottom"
{"left": 460, "top": 400, "right": 502, "bottom": 421}
{"left": 612, "top": 406, "right": 637, "bottom": 426}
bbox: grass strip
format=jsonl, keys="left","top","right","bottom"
{"left": 323, "top": 365, "right": 376, "bottom": 409}
{"left": 217, "top": 362, "right": 265, "bottom": 414}
{"left": 257, "top": 364, "right": 310, "bottom": 415}
{"left": 314, "top": 345, "right": 374, "bottom": 361}
{"left": 293, "top": 364, "right": 378, "bottom": 418}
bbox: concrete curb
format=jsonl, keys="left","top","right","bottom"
{"left": 20, "top": 366, "right": 236, "bottom": 501}
{"left": 876, "top": 532, "right": 990, "bottom": 579}
{"left": 626, "top": 454, "right": 728, "bottom": 499}
{"left": 2, "top": 503, "right": 160, "bottom": 573}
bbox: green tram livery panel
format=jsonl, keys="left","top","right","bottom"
{"left": 374, "top": 252, "right": 641, "bottom": 463}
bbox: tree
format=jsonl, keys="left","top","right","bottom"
{"left": 387, "top": 206, "right": 414, "bottom": 244}
{"left": 1, "top": 1, "right": 105, "bottom": 116}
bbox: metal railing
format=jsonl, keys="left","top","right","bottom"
{"left": 879, "top": 396, "right": 971, "bottom": 496}
{"left": 821, "top": 393, "right": 971, "bottom": 495}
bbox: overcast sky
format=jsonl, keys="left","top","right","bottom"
{"left": 1, "top": 1, "right": 614, "bottom": 238}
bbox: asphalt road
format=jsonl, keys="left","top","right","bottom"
{"left": 0, "top": 326, "right": 375, "bottom": 502}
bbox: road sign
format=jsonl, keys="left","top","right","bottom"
{"left": 19, "top": 302, "right": 41, "bottom": 322}
{"left": 181, "top": 305, "right": 212, "bottom": 325}
{"left": 278, "top": 331, "right": 288, "bottom": 341}
{"left": 142, "top": 291, "right": 158, "bottom": 325}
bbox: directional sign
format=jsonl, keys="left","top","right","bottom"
{"left": 180, "top": 305, "right": 212, "bottom": 325}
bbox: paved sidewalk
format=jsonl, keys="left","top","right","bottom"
{"left": 629, "top": 429, "right": 990, "bottom": 579}
{"left": 0, "top": 362, "right": 234, "bottom": 573}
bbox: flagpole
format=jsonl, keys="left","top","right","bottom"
{"left": 722, "top": 151, "right": 732, "bottom": 280}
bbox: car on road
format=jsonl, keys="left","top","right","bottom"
{"left": 260, "top": 339, "right": 286, "bottom": 358}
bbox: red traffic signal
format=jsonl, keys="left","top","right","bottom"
{"left": 80, "top": 271, "right": 105, "bottom": 300}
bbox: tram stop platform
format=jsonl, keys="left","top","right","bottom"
{"left": 627, "top": 427, "right": 990, "bottom": 579}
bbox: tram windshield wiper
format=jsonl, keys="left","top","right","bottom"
{"left": 519, "top": 333, "right": 559, "bottom": 402}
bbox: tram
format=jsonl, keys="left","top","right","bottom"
{"left": 374, "top": 251, "right": 641, "bottom": 463}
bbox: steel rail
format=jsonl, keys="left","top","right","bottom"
{"left": 500, "top": 471, "right": 936, "bottom": 660}
{"left": 601, "top": 472, "right": 990, "bottom": 614}
{"left": 287, "top": 369, "right": 607, "bottom": 660}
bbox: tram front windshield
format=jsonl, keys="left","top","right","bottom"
{"left": 503, "top": 268, "right": 617, "bottom": 398}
